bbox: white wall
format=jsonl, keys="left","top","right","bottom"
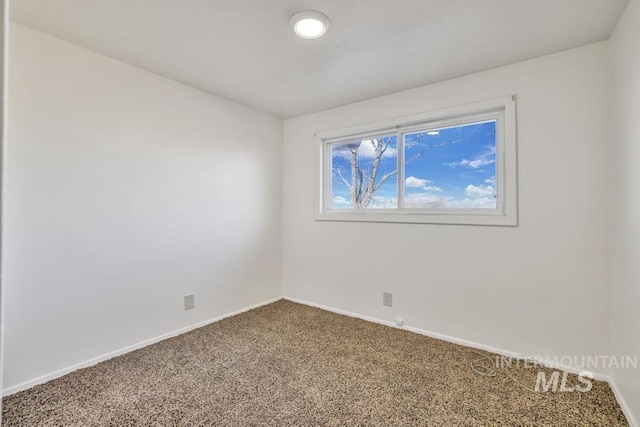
{"left": 283, "top": 43, "right": 611, "bottom": 370}
{"left": 0, "top": 0, "right": 8, "bottom": 417}
{"left": 609, "top": 0, "right": 640, "bottom": 424}
{"left": 3, "top": 24, "right": 282, "bottom": 391}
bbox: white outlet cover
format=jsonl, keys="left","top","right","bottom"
{"left": 184, "top": 294, "right": 195, "bottom": 310}
{"left": 383, "top": 292, "right": 392, "bottom": 307}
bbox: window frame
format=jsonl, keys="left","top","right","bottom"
{"left": 316, "top": 96, "right": 518, "bottom": 226}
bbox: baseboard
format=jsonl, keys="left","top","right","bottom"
{"left": 609, "top": 378, "right": 639, "bottom": 427}
{"left": 283, "top": 296, "right": 611, "bottom": 382}
{"left": 2, "top": 296, "right": 283, "bottom": 397}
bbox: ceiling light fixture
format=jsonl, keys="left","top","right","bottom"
{"left": 290, "top": 11, "right": 331, "bottom": 39}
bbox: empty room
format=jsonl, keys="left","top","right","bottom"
{"left": 0, "top": 0, "right": 639, "bottom": 425}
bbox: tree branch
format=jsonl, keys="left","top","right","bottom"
{"left": 356, "top": 167, "right": 365, "bottom": 206}
{"left": 373, "top": 170, "right": 398, "bottom": 192}
{"left": 349, "top": 149, "right": 358, "bottom": 208}
{"left": 333, "top": 168, "right": 350, "bottom": 189}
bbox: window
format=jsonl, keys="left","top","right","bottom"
{"left": 317, "top": 96, "right": 517, "bottom": 225}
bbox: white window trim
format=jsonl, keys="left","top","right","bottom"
{"left": 316, "top": 96, "right": 518, "bottom": 226}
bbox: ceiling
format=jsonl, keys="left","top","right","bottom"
{"left": 11, "top": 0, "right": 629, "bottom": 119}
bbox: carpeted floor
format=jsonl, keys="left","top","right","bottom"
{"left": 3, "top": 300, "right": 629, "bottom": 426}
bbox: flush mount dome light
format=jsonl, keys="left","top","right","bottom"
{"left": 290, "top": 11, "right": 330, "bottom": 39}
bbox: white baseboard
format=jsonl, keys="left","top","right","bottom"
{"left": 283, "top": 296, "right": 612, "bottom": 381}
{"left": 609, "top": 378, "right": 639, "bottom": 427}
{"left": 3, "top": 296, "right": 283, "bottom": 397}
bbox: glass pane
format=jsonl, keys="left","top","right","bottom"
{"left": 330, "top": 135, "right": 398, "bottom": 209}
{"left": 403, "top": 120, "right": 497, "bottom": 209}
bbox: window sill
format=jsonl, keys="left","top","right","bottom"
{"left": 315, "top": 210, "right": 517, "bottom": 226}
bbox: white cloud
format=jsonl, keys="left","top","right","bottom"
{"left": 357, "top": 139, "right": 397, "bottom": 159}
{"left": 404, "top": 193, "right": 446, "bottom": 209}
{"left": 405, "top": 176, "right": 430, "bottom": 188}
{"left": 485, "top": 176, "right": 496, "bottom": 185}
{"left": 332, "top": 196, "right": 350, "bottom": 206}
{"left": 332, "top": 139, "right": 397, "bottom": 160}
{"left": 465, "top": 184, "right": 495, "bottom": 198}
{"left": 468, "top": 158, "right": 494, "bottom": 169}
{"left": 369, "top": 196, "right": 397, "bottom": 208}
{"left": 423, "top": 185, "right": 443, "bottom": 193}
{"left": 446, "top": 147, "right": 495, "bottom": 169}
{"left": 405, "top": 176, "right": 442, "bottom": 193}
{"left": 404, "top": 192, "right": 496, "bottom": 209}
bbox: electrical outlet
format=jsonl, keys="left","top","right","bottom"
{"left": 184, "top": 294, "right": 195, "bottom": 310}
{"left": 383, "top": 292, "right": 393, "bottom": 307}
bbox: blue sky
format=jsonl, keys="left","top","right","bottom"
{"left": 331, "top": 120, "right": 497, "bottom": 209}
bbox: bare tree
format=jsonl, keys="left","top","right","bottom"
{"left": 333, "top": 137, "right": 396, "bottom": 208}
{"left": 332, "top": 126, "right": 482, "bottom": 208}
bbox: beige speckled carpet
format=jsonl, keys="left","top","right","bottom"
{"left": 3, "top": 300, "right": 628, "bottom": 426}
